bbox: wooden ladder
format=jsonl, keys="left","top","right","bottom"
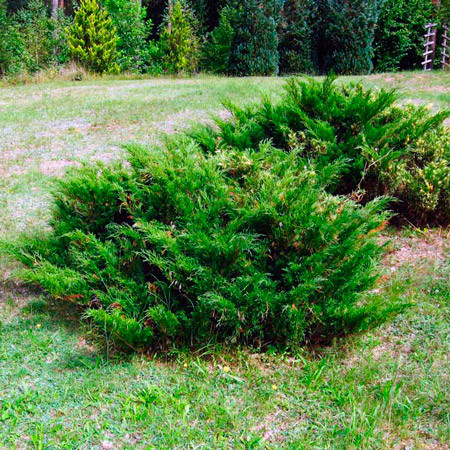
{"left": 442, "top": 25, "right": 450, "bottom": 69}
{"left": 423, "top": 23, "right": 438, "bottom": 71}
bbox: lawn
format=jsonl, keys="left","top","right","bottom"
{"left": 0, "top": 72, "right": 449, "bottom": 449}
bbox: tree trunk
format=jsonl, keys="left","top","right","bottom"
{"left": 51, "top": 0, "right": 58, "bottom": 18}
{"left": 168, "top": 0, "right": 173, "bottom": 34}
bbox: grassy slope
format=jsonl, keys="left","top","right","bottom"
{"left": 0, "top": 72, "right": 449, "bottom": 449}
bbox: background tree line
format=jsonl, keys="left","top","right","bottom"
{"left": 1, "top": 0, "right": 449, "bottom": 78}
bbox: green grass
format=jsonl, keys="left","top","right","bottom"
{"left": 0, "top": 72, "right": 450, "bottom": 449}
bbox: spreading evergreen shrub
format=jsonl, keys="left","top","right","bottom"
{"left": 159, "top": 0, "right": 200, "bottom": 74}
{"left": 228, "top": 0, "right": 283, "bottom": 76}
{"left": 278, "top": 0, "right": 318, "bottom": 74}
{"left": 320, "top": 0, "right": 383, "bottom": 74}
{"left": 373, "top": 0, "right": 434, "bottom": 72}
{"left": 11, "top": 140, "right": 393, "bottom": 350}
{"left": 104, "top": 0, "right": 151, "bottom": 72}
{"left": 190, "top": 76, "right": 450, "bottom": 225}
{"left": 67, "top": 0, "right": 119, "bottom": 74}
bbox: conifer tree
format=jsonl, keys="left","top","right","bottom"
{"left": 67, "top": 0, "right": 119, "bottom": 73}
{"left": 202, "top": 4, "right": 235, "bottom": 73}
{"left": 319, "top": 0, "right": 383, "bottom": 74}
{"left": 159, "top": 0, "right": 199, "bottom": 74}
{"left": 278, "top": 0, "right": 318, "bottom": 74}
{"left": 228, "top": 0, "right": 283, "bottom": 76}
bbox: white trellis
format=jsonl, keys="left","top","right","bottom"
{"left": 442, "top": 25, "right": 450, "bottom": 69}
{"left": 423, "top": 23, "right": 438, "bottom": 71}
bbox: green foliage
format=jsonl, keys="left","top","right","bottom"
{"left": 373, "top": 0, "right": 434, "bottom": 72}
{"left": 190, "top": 0, "right": 208, "bottom": 33}
{"left": 321, "top": 0, "right": 383, "bottom": 74}
{"left": 439, "top": 0, "right": 450, "bottom": 25}
{"left": 159, "top": 0, "right": 199, "bottom": 74}
{"left": 67, "top": 0, "right": 119, "bottom": 74}
{"left": 86, "top": 309, "right": 154, "bottom": 350}
{"left": 439, "top": 0, "right": 450, "bottom": 24}
{"left": 228, "top": 0, "right": 283, "bottom": 76}
{"left": 15, "top": 0, "right": 71, "bottom": 73}
{"left": 12, "top": 136, "right": 392, "bottom": 350}
{"left": 190, "top": 76, "right": 450, "bottom": 225}
{"left": 201, "top": 5, "right": 235, "bottom": 74}
{"left": 141, "top": 39, "right": 166, "bottom": 75}
{"left": 0, "top": 0, "right": 25, "bottom": 77}
{"left": 278, "top": 0, "right": 318, "bottom": 74}
{"left": 104, "top": 0, "right": 151, "bottom": 72}
{"left": 382, "top": 128, "right": 450, "bottom": 224}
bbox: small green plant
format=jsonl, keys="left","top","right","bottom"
{"left": 31, "top": 424, "right": 51, "bottom": 450}
{"left": 67, "top": 0, "right": 119, "bottom": 74}
{"left": 159, "top": 0, "right": 199, "bottom": 74}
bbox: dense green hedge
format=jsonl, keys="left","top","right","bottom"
{"left": 1, "top": 0, "right": 446, "bottom": 77}
{"left": 320, "top": 0, "right": 384, "bottom": 74}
